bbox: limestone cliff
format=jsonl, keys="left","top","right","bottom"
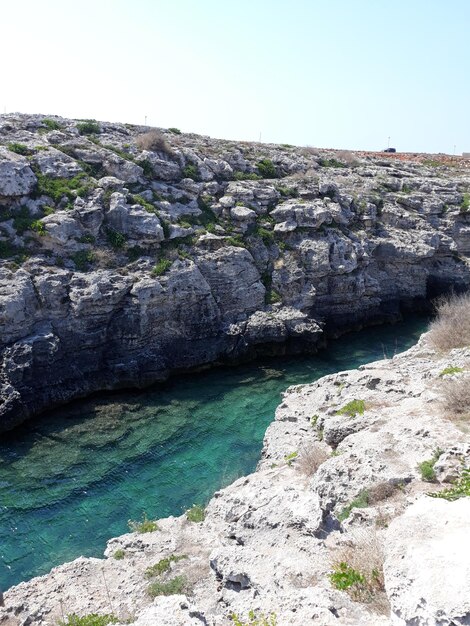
{"left": 1, "top": 114, "right": 470, "bottom": 431}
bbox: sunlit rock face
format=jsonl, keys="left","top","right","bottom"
{"left": 1, "top": 113, "right": 470, "bottom": 431}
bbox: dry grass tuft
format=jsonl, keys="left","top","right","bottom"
{"left": 428, "top": 292, "right": 470, "bottom": 352}
{"left": 329, "top": 530, "right": 389, "bottom": 614}
{"left": 439, "top": 376, "right": 470, "bottom": 419}
{"left": 296, "top": 443, "right": 330, "bottom": 476}
{"left": 367, "top": 481, "right": 397, "bottom": 505}
{"left": 136, "top": 130, "right": 173, "bottom": 155}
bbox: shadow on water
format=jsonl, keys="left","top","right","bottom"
{"left": 0, "top": 314, "right": 429, "bottom": 589}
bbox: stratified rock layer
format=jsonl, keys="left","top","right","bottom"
{"left": 1, "top": 114, "right": 470, "bottom": 430}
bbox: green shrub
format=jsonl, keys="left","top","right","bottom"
{"left": 255, "top": 227, "right": 275, "bottom": 246}
{"left": 35, "top": 172, "right": 92, "bottom": 203}
{"left": 225, "top": 235, "right": 245, "bottom": 248}
{"left": 106, "top": 228, "right": 126, "bottom": 250}
{"left": 231, "top": 611, "right": 277, "bottom": 626}
{"left": 0, "top": 240, "right": 24, "bottom": 260}
{"left": 429, "top": 468, "right": 470, "bottom": 501}
{"left": 418, "top": 449, "right": 442, "bottom": 482}
{"left": 461, "top": 193, "right": 470, "bottom": 212}
{"left": 186, "top": 504, "right": 205, "bottom": 523}
{"left": 439, "top": 366, "right": 464, "bottom": 377}
{"left": 58, "top": 614, "right": 118, "bottom": 626}
{"left": 257, "top": 159, "right": 277, "bottom": 178}
{"left": 128, "top": 513, "right": 159, "bottom": 533}
{"left": 338, "top": 490, "right": 370, "bottom": 521}
{"left": 277, "top": 186, "right": 298, "bottom": 198}
{"left": 168, "top": 127, "right": 181, "bottom": 134}
{"left": 76, "top": 120, "right": 101, "bottom": 135}
{"left": 145, "top": 555, "right": 187, "bottom": 578}
{"left": 7, "top": 142, "right": 32, "bottom": 156}
{"left": 152, "top": 258, "right": 172, "bottom": 276}
{"left": 127, "top": 245, "right": 145, "bottom": 262}
{"left": 284, "top": 451, "right": 298, "bottom": 466}
{"left": 130, "top": 194, "right": 155, "bottom": 213}
{"left": 72, "top": 250, "right": 95, "bottom": 271}
{"left": 336, "top": 399, "right": 365, "bottom": 417}
{"left": 147, "top": 575, "right": 187, "bottom": 598}
{"left": 113, "top": 549, "right": 125, "bottom": 560}
{"left": 233, "top": 171, "right": 261, "bottom": 181}
{"left": 310, "top": 415, "right": 319, "bottom": 427}
{"left": 319, "top": 158, "right": 346, "bottom": 168}
{"left": 42, "top": 118, "right": 62, "bottom": 130}
{"left": 182, "top": 164, "right": 199, "bottom": 181}
{"left": 329, "top": 562, "right": 366, "bottom": 591}
{"left": 265, "top": 288, "right": 281, "bottom": 305}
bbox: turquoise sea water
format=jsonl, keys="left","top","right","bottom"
{"left": 0, "top": 316, "right": 428, "bottom": 590}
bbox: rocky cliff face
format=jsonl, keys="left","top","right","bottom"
{"left": 1, "top": 114, "right": 470, "bottom": 431}
{"left": 2, "top": 329, "right": 470, "bottom": 625}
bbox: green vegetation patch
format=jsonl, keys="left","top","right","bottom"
{"left": 128, "top": 513, "right": 159, "bottom": 533}
{"left": 338, "top": 490, "right": 370, "bottom": 521}
{"left": 233, "top": 171, "right": 261, "bottom": 181}
{"left": 168, "top": 127, "right": 181, "bottom": 134}
{"left": 429, "top": 468, "right": 470, "bottom": 501}
{"left": 231, "top": 611, "right": 277, "bottom": 626}
{"left": 461, "top": 193, "right": 470, "bottom": 212}
{"left": 7, "top": 142, "right": 33, "bottom": 156}
{"left": 152, "top": 258, "right": 172, "bottom": 276}
{"left": 319, "top": 158, "right": 346, "bottom": 168}
{"left": 329, "top": 562, "right": 366, "bottom": 591}
{"left": 147, "top": 575, "right": 187, "bottom": 598}
{"left": 145, "top": 555, "right": 187, "bottom": 578}
{"left": 106, "top": 228, "right": 126, "bottom": 250}
{"left": 113, "top": 549, "right": 125, "bottom": 560}
{"left": 186, "top": 504, "right": 205, "bottom": 522}
{"left": 336, "top": 399, "right": 365, "bottom": 417}
{"left": 257, "top": 159, "right": 277, "bottom": 179}
{"left": 42, "top": 118, "right": 63, "bottom": 131}
{"left": 76, "top": 119, "right": 101, "bottom": 135}
{"left": 418, "top": 449, "right": 442, "bottom": 482}
{"left": 284, "top": 451, "right": 298, "bottom": 466}
{"left": 182, "top": 164, "right": 199, "bottom": 181}
{"left": 439, "top": 366, "right": 464, "bottom": 377}
{"left": 35, "top": 172, "right": 93, "bottom": 203}
{"left": 59, "top": 615, "right": 118, "bottom": 626}
{"left": 72, "top": 250, "right": 95, "bottom": 271}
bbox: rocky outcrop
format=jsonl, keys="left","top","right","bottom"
{"left": 2, "top": 331, "right": 470, "bottom": 625}
{"left": 1, "top": 114, "right": 470, "bottom": 431}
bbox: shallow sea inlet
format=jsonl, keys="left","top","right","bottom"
{"left": 0, "top": 315, "right": 428, "bottom": 589}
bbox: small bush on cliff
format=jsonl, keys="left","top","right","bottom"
{"left": 136, "top": 130, "right": 172, "bottom": 155}
{"left": 338, "top": 490, "right": 370, "bottom": 521}
{"left": 418, "top": 449, "right": 442, "bottom": 482}
{"left": 186, "top": 504, "right": 205, "bottom": 522}
{"left": 128, "top": 513, "right": 159, "bottom": 533}
{"left": 7, "top": 142, "right": 32, "bottom": 156}
{"left": 113, "top": 549, "right": 125, "bottom": 560}
{"left": 145, "top": 554, "right": 187, "bottom": 578}
{"left": 152, "top": 258, "right": 172, "bottom": 276}
{"left": 59, "top": 615, "right": 118, "bottom": 626}
{"left": 336, "top": 399, "right": 365, "bottom": 417}
{"left": 439, "top": 366, "right": 464, "bottom": 377}
{"left": 257, "top": 159, "right": 277, "bottom": 179}
{"left": 329, "top": 531, "right": 388, "bottom": 613}
{"left": 76, "top": 120, "right": 101, "bottom": 135}
{"left": 428, "top": 292, "right": 470, "bottom": 352}
{"left": 42, "top": 118, "right": 62, "bottom": 130}
{"left": 147, "top": 575, "right": 187, "bottom": 598}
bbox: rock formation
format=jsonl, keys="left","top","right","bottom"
{"left": 2, "top": 325, "right": 470, "bottom": 625}
{"left": 1, "top": 114, "right": 470, "bottom": 431}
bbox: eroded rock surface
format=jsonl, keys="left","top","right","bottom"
{"left": 2, "top": 333, "right": 470, "bottom": 625}
{"left": 1, "top": 114, "right": 470, "bottom": 430}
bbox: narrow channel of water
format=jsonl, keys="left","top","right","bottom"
{"left": 0, "top": 315, "right": 428, "bottom": 589}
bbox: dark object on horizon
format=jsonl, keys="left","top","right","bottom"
{"left": 383, "top": 147, "right": 396, "bottom": 153}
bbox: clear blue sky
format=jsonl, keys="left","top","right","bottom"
{"left": 2, "top": 0, "right": 469, "bottom": 153}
